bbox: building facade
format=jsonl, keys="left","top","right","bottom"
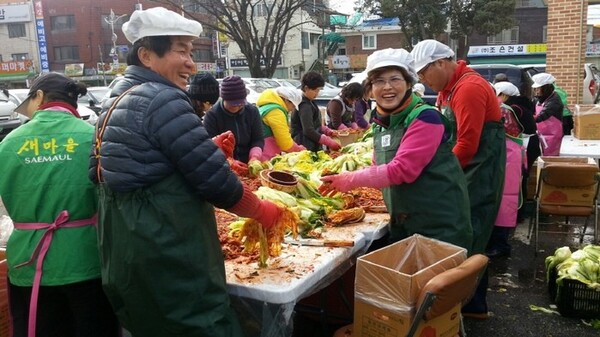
{"left": 0, "top": 1, "right": 39, "bottom": 88}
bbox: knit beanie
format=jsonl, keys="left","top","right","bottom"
{"left": 220, "top": 75, "right": 247, "bottom": 106}
{"left": 189, "top": 73, "right": 219, "bottom": 104}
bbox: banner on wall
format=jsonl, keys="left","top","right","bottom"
{"left": 33, "top": 1, "right": 49, "bottom": 73}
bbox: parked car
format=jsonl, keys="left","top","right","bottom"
{"left": 0, "top": 89, "right": 21, "bottom": 140}
{"left": 78, "top": 86, "right": 110, "bottom": 114}
{"left": 469, "top": 64, "right": 534, "bottom": 99}
{"left": 583, "top": 63, "right": 600, "bottom": 104}
{"left": 8, "top": 89, "right": 98, "bottom": 125}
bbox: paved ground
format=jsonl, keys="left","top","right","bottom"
{"left": 2, "top": 200, "right": 599, "bottom": 336}
{"left": 293, "top": 208, "right": 600, "bottom": 337}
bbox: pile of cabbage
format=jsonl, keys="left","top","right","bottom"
{"left": 546, "top": 245, "right": 600, "bottom": 289}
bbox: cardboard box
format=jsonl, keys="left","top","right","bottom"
{"left": 353, "top": 235, "right": 467, "bottom": 337}
{"left": 573, "top": 105, "right": 600, "bottom": 140}
{"left": 535, "top": 156, "right": 598, "bottom": 207}
{"left": 527, "top": 161, "right": 538, "bottom": 200}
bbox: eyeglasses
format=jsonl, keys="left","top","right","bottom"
{"left": 417, "top": 62, "right": 434, "bottom": 81}
{"left": 371, "top": 76, "right": 406, "bottom": 88}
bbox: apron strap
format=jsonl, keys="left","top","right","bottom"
{"left": 94, "top": 85, "right": 139, "bottom": 182}
{"left": 13, "top": 210, "right": 96, "bottom": 337}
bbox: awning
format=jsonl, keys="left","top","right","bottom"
{"left": 319, "top": 32, "right": 345, "bottom": 43}
{"left": 468, "top": 56, "right": 547, "bottom": 65}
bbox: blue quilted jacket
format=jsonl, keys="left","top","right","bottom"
{"left": 89, "top": 65, "right": 243, "bottom": 209}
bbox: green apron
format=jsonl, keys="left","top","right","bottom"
{"left": 373, "top": 97, "right": 472, "bottom": 251}
{"left": 97, "top": 174, "right": 243, "bottom": 337}
{"left": 259, "top": 103, "right": 288, "bottom": 137}
{"left": 441, "top": 102, "right": 506, "bottom": 254}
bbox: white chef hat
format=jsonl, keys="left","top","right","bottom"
{"left": 410, "top": 39, "right": 455, "bottom": 73}
{"left": 275, "top": 87, "right": 303, "bottom": 109}
{"left": 122, "top": 7, "right": 203, "bottom": 43}
{"left": 365, "top": 48, "right": 417, "bottom": 83}
{"left": 413, "top": 83, "right": 425, "bottom": 96}
{"left": 493, "top": 81, "right": 520, "bottom": 96}
{"left": 531, "top": 73, "right": 556, "bottom": 88}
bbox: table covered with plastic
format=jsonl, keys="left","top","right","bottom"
{"left": 225, "top": 212, "right": 389, "bottom": 337}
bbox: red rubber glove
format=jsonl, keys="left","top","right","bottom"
{"left": 254, "top": 200, "right": 282, "bottom": 229}
{"left": 228, "top": 186, "right": 282, "bottom": 229}
{"left": 212, "top": 131, "right": 235, "bottom": 158}
{"left": 319, "top": 135, "right": 341, "bottom": 151}
{"left": 228, "top": 158, "right": 249, "bottom": 176}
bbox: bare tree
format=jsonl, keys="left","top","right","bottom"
{"left": 152, "top": 0, "right": 322, "bottom": 77}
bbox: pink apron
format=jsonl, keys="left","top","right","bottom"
{"left": 534, "top": 103, "right": 563, "bottom": 156}
{"left": 13, "top": 210, "right": 96, "bottom": 337}
{"left": 495, "top": 137, "right": 524, "bottom": 227}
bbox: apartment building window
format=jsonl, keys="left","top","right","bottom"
{"left": 363, "top": 34, "right": 376, "bottom": 50}
{"left": 51, "top": 15, "right": 76, "bottom": 31}
{"left": 487, "top": 27, "right": 519, "bottom": 44}
{"left": 252, "top": 3, "right": 272, "bottom": 17}
{"left": 183, "top": 0, "right": 209, "bottom": 14}
{"left": 542, "top": 25, "right": 547, "bottom": 43}
{"left": 302, "top": 32, "right": 309, "bottom": 49}
{"left": 54, "top": 46, "right": 79, "bottom": 61}
{"left": 8, "top": 23, "right": 26, "bottom": 38}
{"left": 11, "top": 53, "right": 28, "bottom": 61}
{"left": 515, "top": 0, "right": 533, "bottom": 8}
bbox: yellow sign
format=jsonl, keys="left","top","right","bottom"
{"left": 64, "top": 63, "right": 84, "bottom": 77}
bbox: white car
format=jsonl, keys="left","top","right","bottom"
{"left": 0, "top": 89, "right": 20, "bottom": 139}
{"left": 8, "top": 89, "right": 98, "bottom": 125}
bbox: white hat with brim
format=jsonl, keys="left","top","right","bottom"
{"left": 122, "top": 7, "right": 203, "bottom": 44}
{"left": 531, "top": 73, "right": 555, "bottom": 88}
{"left": 365, "top": 48, "right": 417, "bottom": 83}
{"left": 411, "top": 39, "right": 455, "bottom": 73}
{"left": 494, "top": 81, "right": 520, "bottom": 96}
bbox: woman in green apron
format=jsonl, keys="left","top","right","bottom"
{"left": 319, "top": 48, "right": 472, "bottom": 251}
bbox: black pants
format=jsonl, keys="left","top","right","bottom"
{"left": 9, "top": 278, "right": 120, "bottom": 337}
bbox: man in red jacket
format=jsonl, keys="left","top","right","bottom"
{"left": 411, "top": 40, "right": 506, "bottom": 319}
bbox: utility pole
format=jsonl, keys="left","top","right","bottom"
{"left": 105, "top": 9, "right": 127, "bottom": 78}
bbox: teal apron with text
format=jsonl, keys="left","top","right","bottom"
{"left": 374, "top": 98, "right": 472, "bottom": 251}
{"left": 441, "top": 103, "right": 506, "bottom": 254}
{"left": 97, "top": 174, "right": 243, "bottom": 337}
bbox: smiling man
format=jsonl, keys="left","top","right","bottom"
{"left": 89, "top": 7, "right": 283, "bottom": 337}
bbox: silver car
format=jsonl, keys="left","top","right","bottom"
{"left": 0, "top": 89, "right": 20, "bottom": 140}
{"left": 8, "top": 89, "right": 98, "bottom": 125}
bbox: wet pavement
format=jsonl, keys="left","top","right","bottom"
{"left": 293, "top": 205, "right": 600, "bottom": 337}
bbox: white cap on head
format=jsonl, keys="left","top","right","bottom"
{"left": 493, "top": 82, "right": 520, "bottom": 96}
{"left": 531, "top": 73, "right": 555, "bottom": 88}
{"left": 275, "top": 87, "right": 303, "bottom": 109}
{"left": 122, "top": 7, "right": 203, "bottom": 43}
{"left": 410, "top": 39, "right": 455, "bottom": 73}
{"left": 413, "top": 83, "right": 425, "bottom": 96}
{"left": 365, "top": 48, "right": 417, "bottom": 83}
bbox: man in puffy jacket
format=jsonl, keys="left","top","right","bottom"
{"left": 89, "top": 7, "right": 282, "bottom": 337}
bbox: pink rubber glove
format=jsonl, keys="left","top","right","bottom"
{"left": 320, "top": 125, "right": 335, "bottom": 137}
{"left": 249, "top": 146, "right": 262, "bottom": 161}
{"left": 286, "top": 142, "right": 306, "bottom": 153}
{"left": 319, "top": 135, "right": 341, "bottom": 151}
{"left": 338, "top": 124, "right": 349, "bottom": 130}
{"left": 319, "top": 165, "right": 391, "bottom": 196}
{"left": 227, "top": 186, "right": 282, "bottom": 229}
{"left": 350, "top": 122, "right": 359, "bottom": 129}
